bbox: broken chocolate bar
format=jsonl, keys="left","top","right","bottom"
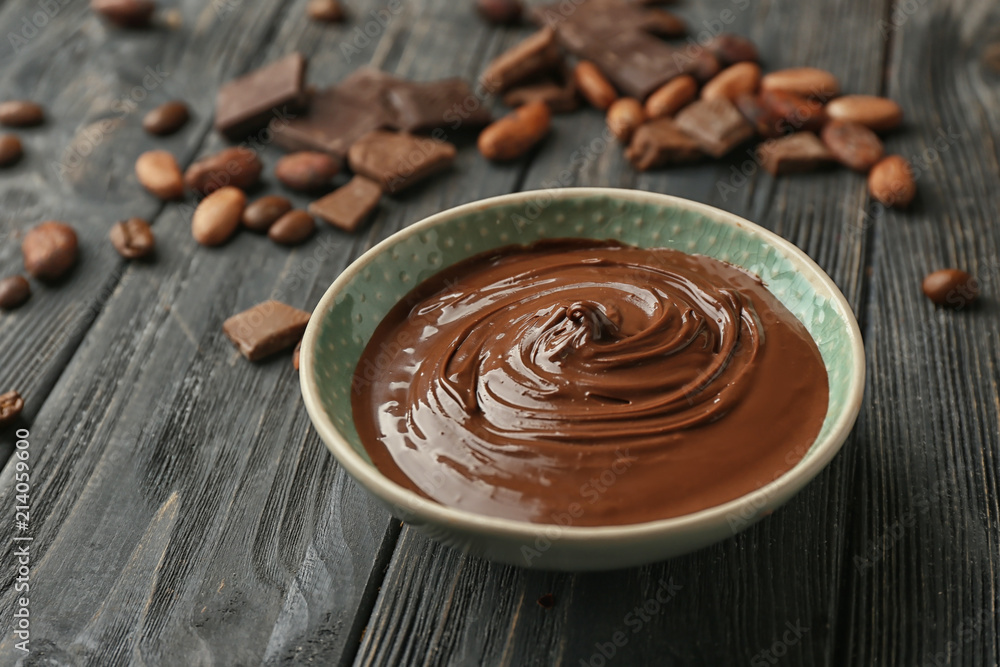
{"left": 223, "top": 300, "right": 311, "bottom": 362}
{"left": 480, "top": 28, "right": 562, "bottom": 93}
{"left": 388, "top": 78, "right": 492, "bottom": 132}
{"left": 674, "top": 98, "right": 755, "bottom": 157}
{"left": 758, "top": 132, "right": 834, "bottom": 175}
{"left": 625, "top": 118, "right": 702, "bottom": 170}
{"left": 347, "top": 131, "right": 457, "bottom": 193}
{"left": 308, "top": 175, "right": 382, "bottom": 232}
{"left": 215, "top": 53, "right": 309, "bottom": 140}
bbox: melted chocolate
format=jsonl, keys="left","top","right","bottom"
{"left": 352, "top": 239, "right": 829, "bottom": 526}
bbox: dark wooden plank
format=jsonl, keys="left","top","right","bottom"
{"left": 0, "top": 0, "right": 541, "bottom": 664}
{"left": 356, "top": 0, "right": 896, "bottom": 664}
{"left": 0, "top": 0, "right": 296, "bottom": 451}
{"left": 838, "top": 0, "right": 1000, "bottom": 664}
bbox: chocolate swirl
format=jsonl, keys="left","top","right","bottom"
{"left": 353, "top": 240, "right": 829, "bottom": 526}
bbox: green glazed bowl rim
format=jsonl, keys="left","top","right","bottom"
{"left": 300, "top": 187, "right": 865, "bottom": 543}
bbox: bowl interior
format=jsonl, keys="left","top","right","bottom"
{"left": 310, "top": 191, "right": 859, "bottom": 473}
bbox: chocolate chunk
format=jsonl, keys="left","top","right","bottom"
{"left": 637, "top": 9, "right": 686, "bottom": 36}
{"left": 674, "top": 98, "right": 754, "bottom": 158}
{"left": 503, "top": 72, "right": 579, "bottom": 113}
{"left": 273, "top": 69, "right": 402, "bottom": 161}
{"left": 214, "top": 53, "right": 309, "bottom": 140}
{"left": 0, "top": 390, "right": 24, "bottom": 426}
{"left": 480, "top": 28, "right": 562, "bottom": 93}
{"left": 309, "top": 175, "right": 382, "bottom": 232}
{"left": 534, "top": 0, "right": 689, "bottom": 98}
{"left": 348, "top": 131, "right": 456, "bottom": 193}
{"left": 625, "top": 118, "right": 702, "bottom": 170}
{"left": 388, "top": 79, "right": 491, "bottom": 133}
{"left": 223, "top": 300, "right": 311, "bottom": 362}
{"left": 758, "top": 132, "right": 833, "bottom": 175}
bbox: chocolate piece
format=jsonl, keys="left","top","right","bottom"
{"left": 309, "top": 175, "right": 382, "bottom": 232}
{"left": 214, "top": 53, "right": 309, "bottom": 140}
{"left": 480, "top": 28, "right": 562, "bottom": 93}
{"left": 0, "top": 390, "right": 24, "bottom": 426}
{"left": 348, "top": 131, "right": 456, "bottom": 193}
{"left": 674, "top": 98, "right": 754, "bottom": 158}
{"left": 625, "top": 118, "right": 702, "bottom": 170}
{"left": 353, "top": 240, "right": 830, "bottom": 526}
{"left": 0, "top": 276, "right": 31, "bottom": 310}
{"left": 637, "top": 8, "right": 686, "bottom": 36}
{"left": 388, "top": 79, "right": 491, "bottom": 132}
{"left": 223, "top": 300, "right": 311, "bottom": 362}
{"left": 534, "top": 0, "right": 690, "bottom": 98}
{"left": 273, "top": 69, "right": 402, "bottom": 161}
{"left": 758, "top": 132, "right": 833, "bottom": 175}
{"left": 503, "top": 74, "right": 579, "bottom": 113}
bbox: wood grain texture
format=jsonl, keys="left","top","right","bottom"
{"left": 0, "top": 0, "right": 294, "bottom": 449}
{"left": 0, "top": 0, "right": 998, "bottom": 665}
{"left": 355, "top": 1, "right": 929, "bottom": 666}
{"left": 0, "top": 0, "right": 556, "bottom": 664}
{"left": 839, "top": 0, "right": 1000, "bottom": 664}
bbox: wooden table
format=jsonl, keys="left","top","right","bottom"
{"left": 1, "top": 0, "right": 998, "bottom": 664}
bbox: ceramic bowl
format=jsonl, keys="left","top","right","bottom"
{"left": 299, "top": 187, "right": 865, "bottom": 571}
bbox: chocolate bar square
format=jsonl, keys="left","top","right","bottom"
{"left": 215, "top": 53, "right": 309, "bottom": 140}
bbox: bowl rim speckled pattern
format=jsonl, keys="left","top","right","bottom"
{"left": 299, "top": 187, "right": 865, "bottom": 570}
